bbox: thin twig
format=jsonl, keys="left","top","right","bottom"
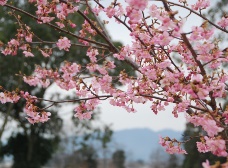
{"left": 4, "top": 4, "right": 110, "bottom": 48}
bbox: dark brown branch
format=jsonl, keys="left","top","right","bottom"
{"left": 28, "top": 41, "right": 108, "bottom": 50}
{"left": 37, "top": 95, "right": 112, "bottom": 103}
{"left": 181, "top": 34, "right": 207, "bottom": 76}
{"left": 140, "top": 94, "right": 208, "bottom": 113}
{"left": 159, "top": 0, "right": 217, "bottom": 111}
{"left": 4, "top": 4, "right": 110, "bottom": 48}
{"left": 166, "top": 1, "right": 228, "bottom": 34}
{"left": 38, "top": 93, "right": 208, "bottom": 114}
{"left": 77, "top": 9, "right": 118, "bottom": 53}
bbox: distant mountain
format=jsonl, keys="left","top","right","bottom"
{"left": 109, "top": 128, "right": 183, "bottom": 162}
{"left": 62, "top": 128, "right": 183, "bottom": 163}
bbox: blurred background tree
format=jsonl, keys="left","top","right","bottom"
{"left": 112, "top": 149, "right": 126, "bottom": 168}
{"left": 0, "top": 1, "right": 63, "bottom": 168}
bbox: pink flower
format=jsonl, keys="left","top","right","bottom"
{"left": 82, "top": 112, "right": 92, "bottom": 120}
{"left": 191, "top": 0, "right": 210, "bottom": 10}
{"left": 159, "top": 136, "right": 187, "bottom": 154}
{"left": 205, "top": 137, "right": 228, "bottom": 157}
{"left": 0, "top": 92, "right": 20, "bottom": 104}
{"left": 40, "top": 17, "right": 55, "bottom": 23}
{"left": 0, "top": 0, "right": 7, "bottom": 6}
{"left": 125, "top": 0, "right": 148, "bottom": 10}
{"left": 40, "top": 49, "right": 50, "bottom": 57}
{"left": 166, "top": 145, "right": 187, "bottom": 154}
{"left": 159, "top": 136, "right": 167, "bottom": 146}
{"left": 23, "top": 51, "right": 34, "bottom": 57}
{"left": 149, "top": 4, "right": 159, "bottom": 18}
{"left": 152, "top": 32, "right": 172, "bottom": 46}
{"left": 60, "top": 62, "right": 80, "bottom": 81}
{"left": 56, "top": 37, "right": 71, "bottom": 51}
{"left": 23, "top": 76, "right": 40, "bottom": 86}
{"left": 186, "top": 115, "right": 224, "bottom": 137}
{"left": 25, "top": 34, "right": 33, "bottom": 42}
{"left": 69, "top": 23, "right": 76, "bottom": 28}
{"left": 126, "top": 7, "right": 142, "bottom": 23}
{"left": 74, "top": 112, "right": 84, "bottom": 120}
{"left": 104, "top": 7, "right": 116, "bottom": 18}
{"left": 202, "top": 160, "right": 210, "bottom": 168}
{"left": 36, "top": 0, "right": 47, "bottom": 5}
{"left": 39, "top": 112, "right": 51, "bottom": 123}
{"left": 55, "top": 22, "right": 65, "bottom": 28}
{"left": 86, "top": 48, "right": 98, "bottom": 62}
{"left": 218, "top": 17, "right": 228, "bottom": 28}
{"left": 196, "top": 142, "right": 209, "bottom": 153}
{"left": 9, "top": 39, "right": 19, "bottom": 46}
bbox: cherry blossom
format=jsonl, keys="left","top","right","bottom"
{"left": 0, "top": 92, "right": 20, "bottom": 104}
{"left": 56, "top": 37, "right": 71, "bottom": 51}
{"left": 187, "top": 115, "right": 224, "bottom": 137}
{"left": 191, "top": 0, "right": 210, "bottom": 10}
{"left": 86, "top": 48, "right": 99, "bottom": 63}
{"left": 218, "top": 17, "right": 228, "bottom": 28}
{"left": 159, "top": 136, "right": 187, "bottom": 154}
{"left": 125, "top": 0, "right": 148, "bottom": 11}
{"left": 202, "top": 160, "right": 210, "bottom": 168}
{"left": 39, "top": 49, "right": 50, "bottom": 57}
{"left": 0, "top": 0, "right": 7, "bottom": 6}
{"left": 204, "top": 137, "right": 227, "bottom": 157}
{"left": 23, "top": 51, "right": 34, "bottom": 57}
{"left": 40, "top": 16, "right": 55, "bottom": 23}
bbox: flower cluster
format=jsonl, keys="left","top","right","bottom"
{"left": 202, "top": 159, "right": 228, "bottom": 168}
{"left": 74, "top": 98, "right": 100, "bottom": 120}
{"left": 56, "top": 37, "right": 71, "bottom": 51}
{"left": 159, "top": 136, "right": 187, "bottom": 154}
{"left": 0, "top": 91, "right": 20, "bottom": 104}
{"left": 21, "top": 91, "right": 51, "bottom": 124}
{"left": 0, "top": 0, "right": 7, "bottom": 6}
{"left": 191, "top": 0, "right": 210, "bottom": 10}
{"left": 23, "top": 66, "right": 53, "bottom": 88}
{"left": 197, "top": 136, "right": 227, "bottom": 157}
{"left": 218, "top": 17, "right": 228, "bottom": 29}
{"left": 187, "top": 115, "right": 224, "bottom": 137}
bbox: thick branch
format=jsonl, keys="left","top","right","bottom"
{"left": 29, "top": 41, "right": 108, "bottom": 50}
{"left": 37, "top": 95, "right": 112, "bottom": 103}
{"left": 181, "top": 34, "right": 206, "bottom": 76}
{"left": 77, "top": 10, "right": 118, "bottom": 53}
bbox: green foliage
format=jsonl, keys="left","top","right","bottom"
{"left": 112, "top": 150, "right": 126, "bottom": 168}
{"left": 0, "top": 1, "right": 62, "bottom": 167}
{"left": 63, "top": 146, "right": 98, "bottom": 168}
{"left": 1, "top": 133, "right": 59, "bottom": 168}
{"left": 207, "top": 0, "right": 228, "bottom": 22}
{"left": 165, "top": 154, "right": 180, "bottom": 168}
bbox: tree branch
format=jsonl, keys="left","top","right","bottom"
{"left": 4, "top": 4, "right": 110, "bottom": 48}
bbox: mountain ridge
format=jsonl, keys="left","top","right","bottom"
{"left": 110, "top": 128, "right": 183, "bottom": 162}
